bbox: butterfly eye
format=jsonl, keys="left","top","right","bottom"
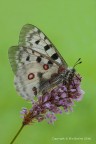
{"left": 43, "top": 64, "right": 49, "bottom": 70}
{"left": 28, "top": 73, "right": 35, "bottom": 80}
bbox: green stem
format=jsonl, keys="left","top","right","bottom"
{"left": 10, "top": 124, "right": 24, "bottom": 144}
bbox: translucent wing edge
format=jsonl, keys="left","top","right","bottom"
{"left": 8, "top": 46, "right": 20, "bottom": 74}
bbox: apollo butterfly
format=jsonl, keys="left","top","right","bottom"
{"left": 8, "top": 24, "right": 81, "bottom": 101}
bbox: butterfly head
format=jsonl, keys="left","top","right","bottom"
{"left": 71, "top": 58, "right": 82, "bottom": 74}
{"left": 62, "top": 58, "right": 82, "bottom": 84}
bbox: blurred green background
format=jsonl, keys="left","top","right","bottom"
{"left": 0, "top": 0, "right": 96, "bottom": 144}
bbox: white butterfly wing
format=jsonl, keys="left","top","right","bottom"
{"left": 19, "top": 24, "right": 68, "bottom": 67}
{"left": 8, "top": 24, "right": 68, "bottom": 101}
{"left": 14, "top": 62, "right": 59, "bottom": 100}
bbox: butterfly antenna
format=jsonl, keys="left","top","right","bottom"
{"left": 73, "top": 58, "right": 82, "bottom": 68}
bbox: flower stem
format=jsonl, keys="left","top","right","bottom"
{"left": 10, "top": 124, "right": 24, "bottom": 144}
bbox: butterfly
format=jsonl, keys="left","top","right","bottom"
{"left": 8, "top": 24, "right": 81, "bottom": 101}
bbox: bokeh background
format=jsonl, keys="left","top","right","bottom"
{"left": 0, "top": 0, "right": 96, "bottom": 144}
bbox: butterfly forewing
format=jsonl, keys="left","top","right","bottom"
{"left": 8, "top": 24, "right": 68, "bottom": 101}
{"left": 19, "top": 24, "right": 68, "bottom": 67}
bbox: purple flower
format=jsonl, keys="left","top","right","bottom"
{"left": 20, "top": 107, "right": 27, "bottom": 115}
{"left": 21, "top": 73, "right": 84, "bottom": 125}
{"left": 46, "top": 112, "right": 57, "bottom": 124}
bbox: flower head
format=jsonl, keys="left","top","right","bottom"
{"left": 21, "top": 73, "right": 84, "bottom": 125}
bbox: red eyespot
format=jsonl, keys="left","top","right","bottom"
{"left": 28, "top": 73, "right": 35, "bottom": 80}
{"left": 43, "top": 64, "right": 49, "bottom": 70}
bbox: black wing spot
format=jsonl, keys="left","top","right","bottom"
{"left": 51, "top": 53, "right": 58, "bottom": 60}
{"left": 36, "top": 56, "right": 42, "bottom": 63}
{"left": 44, "top": 45, "right": 50, "bottom": 51}
{"left": 37, "top": 72, "right": 43, "bottom": 78}
{"left": 48, "top": 60, "right": 53, "bottom": 65}
{"left": 26, "top": 56, "right": 30, "bottom": 61}
{"left": 32, "top": 87, "right": 37, "bottom": 96}
{"left": 35, "top": 40, "right": 40, "bottom": 44}
{"left": 44, "top": 36, "right": 47, "bottom": 40}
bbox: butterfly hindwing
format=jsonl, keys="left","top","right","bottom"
{"left": 9, "top": 45, "right": 60, "bottom": 100}
{"left": 14, "top": 62, "right": 59, "bottom": 100}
